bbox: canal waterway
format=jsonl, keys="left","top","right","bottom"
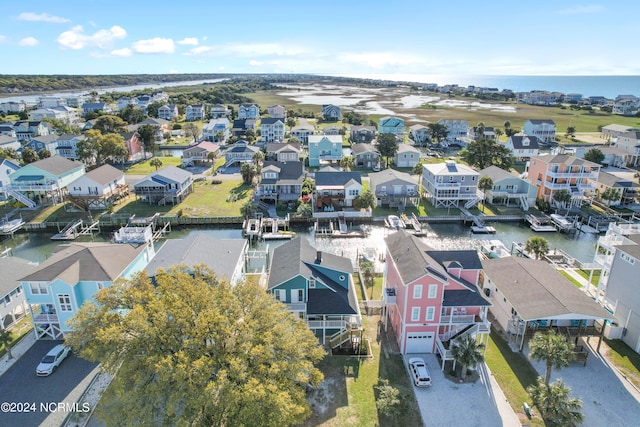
{"left": 1, "top": 221, "right": 600, "bottom": 268}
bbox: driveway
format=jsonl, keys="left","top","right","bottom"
{"left": 528, "top": 338, "right": 640, "bottom": 426}
{"left": 0, "top": 340, "right": 99, "bottom": 426}
{"left": 405, "top": 354, "right": 520, "bottom": 427}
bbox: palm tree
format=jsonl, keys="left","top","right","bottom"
{"left": 524, "top": 236, "right": 549, "bottom": 260}
{"left": 0, "top": 328, "right": 14, "bottom": 359}
{"left": 494, "top": 128, "right": 503, "bottom": 142}
{"left": 240, "top": 162, "right": 256, "bottom": 185}
{"left": 149, "top": 158, "right": 163, "bottom": 171}
{"left": 339, "top": 156, "right": 354, "bottom": 171}
{"left": 478, "top": 176, "right": 493, "bottom": 211}
{"left": 529, "top": 330, "right": 574, "bottom": 384}
{"left": 553, "top": 189, "right": 573, "bottom": 214}
{"left": 450, "top": 335, "right": 485, "bottom": 381}
{"left": 527, "top": 377, "right": 583, "bottom": 426}
{"left": 252, "top": 151, "right": 264, "bottom": 167}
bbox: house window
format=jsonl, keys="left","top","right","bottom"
{"left": 298, "top": 289, "right": 304, "bottom": 302}
{"left": 97, "top": 282, "right": 104, "bottom": 290}
{"left": 472, "top": 176, "right": 476, "bottom": 181}
{"left": 58, "top": 294, "right": 72, "bottom": 312}
{"left": 461, "top": 176, "right": 465, "bottom": 182}
{"left": 29, "top": 283, "right": 48, "bottom": 295}
{"left": 276, "top": 289, "right": 286, "bottom": 302}
{"left": 428, "top": 284, "right": 437, "bottom": 298}
{"left": 426, "top": 306, "right": 435, "bottom": 321}
{"left": 449, "top": 176, "right": 454, "bottom": 182}
{"left": 413, "top": 285, "right": 422, "bottom": 299}
{"left": 309, "top": 279, "right": 316, "bottom": 288}
{"left": 339, "top": 275, "right": 345, "bottom": 281}
{"left": 620, "top": 252, "right": 636, "bottom": 265}
{"left": 411, "top": 307, "right": 420, "bottom": 321}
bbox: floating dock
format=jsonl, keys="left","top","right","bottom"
{"left": 0, "top": 217, "right": 25, "bottom": 237}
{"left": 525, "top": 214, "right": 557, "bottom": 232}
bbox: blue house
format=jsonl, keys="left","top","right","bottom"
{"left": 20, "top": 242, "right": 155, "bottom": 339}
{"left": 24, "top": 135, "right": 59, "bottom": 155}
{"left": 9, "top": 156, "right": 86, "bottom": 207}
{"left": 308, "top": 135, "right": 343, "bottom": 167}
{"left": 378, "top": 116, "right": 405, "bottom": 140}
{"left": 0, "top": 159, "right": 20, "bottom": 201}
{"left": 268, "top": 237, "right": 361, "bottom": 345}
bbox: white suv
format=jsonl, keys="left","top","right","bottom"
{"left": 408, "top": 357, "right": 431, "bottom": 387}
{"left": 36, "top": 344, "right": 70, "bottom": 376}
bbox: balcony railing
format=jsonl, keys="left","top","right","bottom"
{"left": 33, "top": 313, "right": 59, "bottom": 324}
{"left": 440, "top": 314, "right": 476, "bottom": 324}
{"left": 286, "top": 302, "right": 306, "bottom": 312}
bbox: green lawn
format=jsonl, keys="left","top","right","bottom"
{"left": 372, "top": 198, "right": 462, "bottom": 217}
{"left": 0, "top": 316, "right": 33, "bottom": 358}
{"left": 576, "top": 269, "right": 601, "bottom": 286}
{"left": 485, "top": 331, "right": 544, "bottom": 426}
{"left": 603, "top": 338, "right": 640, "bottom": 390}
{"left": 309, "top": 315, "right": 422, "bottom": 427}
{"left": 125, "top": 157, "right": 182, "bottom": 175}
{"left": 175, "top": 180, "right": 251, "bottom": 218}
{"left": 559, "top": 271, "right": 583, "bottom": 288}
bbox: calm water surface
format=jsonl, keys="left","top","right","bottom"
{"left": 1, "top": 222, "right": 599, "bottom": 267}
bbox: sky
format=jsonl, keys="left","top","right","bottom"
{"left": 0, "top": 0, "right": 638, "bottom": 76}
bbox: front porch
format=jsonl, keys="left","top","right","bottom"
{"left": 67, "top": 185, "right": 130, "bottom": 210}
{"left": 435, "top": 307, "right": 491, "bottom": 371}
{"left": 28, "top": 304, "right": 64, "bottom": 339}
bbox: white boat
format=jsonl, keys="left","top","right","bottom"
{"left": 550, "top": 214, "right": 575, "bottom": 231}
{"left": 361, "top": 247, "right": 377, "bottom": 263}
{"left": 386, "top": 215, "right": 405, "bottom": 230}
{"left": 0, "top": 218, "right": 25, "bottom": 234}
{"left": 471, "top": 225, "right": 496, "bottom": 234}
{"left": 480, "top": 240, "right": 512, "bottom": 259}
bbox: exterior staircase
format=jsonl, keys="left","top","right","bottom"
{"left": 7, "top": 187, "right": 36, "bottom": 208}
{"left": 518, "top": 194, "right": 529, "bottom": 211}
{"left": 464, "top": 190, "right": 484, "bottom": 209}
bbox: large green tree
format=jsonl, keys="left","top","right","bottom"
{"left": 600, "top": 187, "right": 621, "bottom": 206}
{"left": 460, "top": 138, "right": 513, "bottom": 170}
{"left": 529, "top": 330, "right": 574, "bottom": 384}
{"left": 552, "top": 189, "right": 572, "bottom": 212}
{"left": 240, "top": 163, "right": 256, "bottom": 185}
{"left": 527, "top": 377, "right": 583, "bottom": 426}
{"left": 119, "top": 104, "right": 147, "bottom": 124}
{"left": 93, "top": 115, "right": 128, "bottom": 134}
{"left": 137, "top": 124, "right": 160, "bottom": 156}
{"left": 353, "top": 189, "right": 375, "bottom": 210}
{"left": 524, "top": 236, "right": 549, "bottom": 260}
{"left": 450, "top": 335, "right": 485, "bottom": 381}
{"left": 76, "top": 129, "right": 127, "bottom": 166}
{"left": 21, "top": 147, "right": 38, "bottom": 164}
{"left": 0, "top": 328, "right": 14, "bottom": 359}
{"left": 377, "top": 133, "right": 399, "bottom": 167}
{"left": 183, "top": 123, "right": 200, "bottom": 142}
{"left": 67, "top": 268, "right": 325, "bottom": 426}
{"left": 427, "top": 123, "right": 449, "bottom": 144}
{"left": 583, "top": 148, "right": 605, "bottom": 165}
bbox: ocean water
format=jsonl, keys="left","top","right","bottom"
{"left": 334, "top": 74, "right": 640, "bottom": 99}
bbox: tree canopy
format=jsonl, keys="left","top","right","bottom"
{"left": 353, "top": 189, "right": 375, "bottom": 210}
{"left": 67, "top": 267, "right": 325, "bottom": 427}
{"left": 583, "top": 148, "right": 605, "bottom": 165}
{"left": 21, "top": 146, "right": 38, "bottom": 164}
{"left": 427, "top": 123, "right": 448, "bottom": 143}
{"left": 524, "top": 236, "right": 549, "bottom": 260}
{"left": 460, "top": 138, "right": 513, "bottom": 170}
{"left": 76, "top": 129, "right": 127, "bottom": 166}
{"left": 137, "top": 124, "right": 160, "bottom": 154}
{"left": 528, "top": 377, "right": 583, "bottom": 427}
{"left": 377, "top": 133, "right": 399, "bottom": 167}
{"left": 529, "top": 330, "right": 574, "bottom": 384}
{"left": 92, "top": 115, "right": 128, "bottom": 134}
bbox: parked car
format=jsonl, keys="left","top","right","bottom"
{"left": 36, "top": 344, "right": 70, "bottom": 376}
{"left": 408, "top": 357, "right": 431, "bottom": 387}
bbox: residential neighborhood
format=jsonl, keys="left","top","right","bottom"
{"left": 1, "top": 73, "right": 640, "bottom": 427}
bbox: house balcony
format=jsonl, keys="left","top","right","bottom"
{"left": 317, "top": 154, "right": 342, "bottom": 161}
{"left": 547, "top": 170, "right": 599, "bottom": 180}
{"left": 286, "top": 302, "right": 307, "bottom": 312}
{"left": 308, "top": 315, "right": 361, "bottom": 330}
{"left": 431, "top": 182, "right": 462, "bottom": 190}
{"left": 543, "top": 182, "right": 571, "bottom": 191}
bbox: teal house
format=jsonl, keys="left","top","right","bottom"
{"left": 268, "top": 237, "right": 361, "bottom": 346}
{"left": 8, "top": 156, "right": 85, "bottom": 207}
{"left": 308, "top": 135, "right": 343, "bottom": 167}
{"left": 378, "top": 116, "right": 405, "bottom": 140}
{"left": 20, "top": 242, "right": 155, "bottom": 339}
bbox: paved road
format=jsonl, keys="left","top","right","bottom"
{"left": 0, "top": 340, "right": 98, "bottom": 426}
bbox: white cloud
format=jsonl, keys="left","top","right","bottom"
{"left": 19, "top": 36, "right": 39, "bottom": 46}
{"left": 177, "top": 37, "right": 198, "bottom": 46}
{"left": 185, "top": 46, "right": 213, "bottom": 56}
{"left": 132, "top": 37, "right": 175, "bottom": 54}
{"left": 111, "top": 48, "right": 132, "bottom": 57}
{"left": 249, "top": 60, "right": 263, "bottom": 66}
{"left": 0, "top": 35, "right": 7, "bottom": 44}
{"left": 17, "top": 12, "right": 70, "bottom": 23}
{"left": 57, "top": 25, "right": 126, "bottom": 50}
{"left": 556, "top": 5, "right": 604, "bottom": 14}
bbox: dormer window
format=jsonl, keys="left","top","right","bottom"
{"left": 309, "top": 279, "right": 316, "bottom": 288}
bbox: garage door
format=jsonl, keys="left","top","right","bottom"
{"left": 406, "top": 332, "right": 434, "bottom": 353}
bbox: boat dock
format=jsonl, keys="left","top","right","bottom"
{"left": 314, "top": 219, "right": 369, "bottom": 238}
{"left": 261, "top": 216, "right": 294, "bottom": 240}
{"left": 243, "top": 217, "right": 262, "bottom": 240}
{"left": 51, "top": 218, "right": 100, "bottom": 240}
{"left": 550, "top": 214, "right": 577, "bottom": 232}
{"left": 525, "top": 214, "right": 557, "bottom": 232}
{"left": 402, "top": 213, "right": 429, "bottom": 236}
{"left": 0, "top": 215, "right": 25, "bottom": 237}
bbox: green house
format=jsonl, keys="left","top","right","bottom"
{"left": 268, "top": 237, "right": 362, "bottom": 345}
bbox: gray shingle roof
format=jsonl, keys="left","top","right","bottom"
{"left": 314, "top": 171, "right": 362, "bottom": 186}
{"left": 29, "top": 156, "right": 84, "bottom": 176}
{"left": 146, "top": 235, "right": 247, "bottom": 282}
{"left": 260, "top": 118, "right": 284, "bottom": 125}
{"left": 369, "top": 169, "right": 415, "bottom": 190}
{"left": 481, "top": 257, "right": 613, "bottom": 320}
{"left": 509, "top": 135, "right": 540, "bottom": 149}
{"left": 261, "top": 161, "right": 303, "bottom": 185}
{"left": 351, "top": 143, "right": 379, "bottom": 155}
{"left": 0, "top": 257, "right": 38, "bottom": 297}
{"left": 479, "top": 165, "right": 518, "bottom": 182}
{"left": 20, "top": 242, "right": 147, "bottom": 283}
{"left": 83, "top": 164, "right": 123, "bottom": 185}
{"left": 531, "top": 154, "right": 600, "bottom": 167}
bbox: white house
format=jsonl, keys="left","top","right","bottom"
{"left": 0, "top": 257, "right": 37, "bottom": 329}
{"left": 68, "top": 164, "right": 129, "bottom": 210}
{"left": 314, "top": 170, "right": 362, "bottom": 210}
{"left": 157, "top": 104, "right": 178, "bottom": 120}
{"left": 505, "top": 134, "right": 540, "bottom": 160}
{"left": 0, "top": 159, "right": 20, "bottom": 200}
{"left": 186, "top": 104, "right": 206, "bottom": 121}
{"left": 438, "top": 119, "right": 468, "bottom": 142}
{"left": 260, "top": 118, "right": 286, "bottom": 142}
{"left": 523, "top": 119, "right": 556, "bottom": 143}
{"left": 612, "top": 95, "right": 640, "bottom": 116}
{"left": 421, "top": 160, "right": 481, "bottom": 208}
{"left": 238, "top": 104, "right": 260, "bottom": 120}
{"left": 202, "top": 118, "right": 230, "bottom": 143}
{"left": 267, "top": 104, "right": 286, "bottom": 119}
{"left": 321, "top": 104, "right": 341, "bottom": 121}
